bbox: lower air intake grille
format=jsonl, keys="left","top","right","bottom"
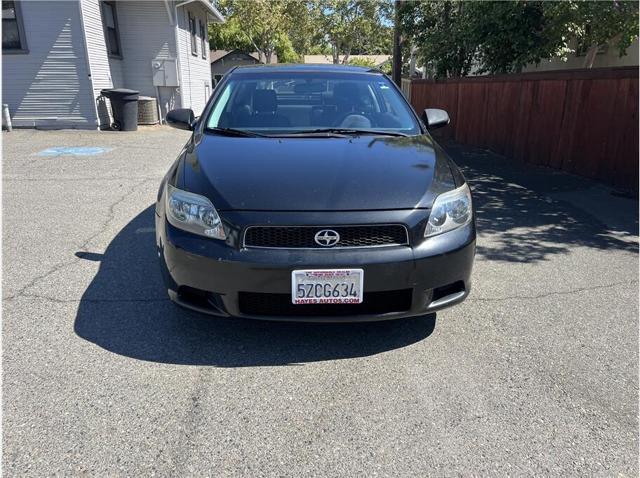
{"left": 243, "top": 225, "right": 408, "bottom": 249}
{"left": 238, "top": 289, "right": 412, "bottom": 317}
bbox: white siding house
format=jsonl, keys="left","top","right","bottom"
{"left": 176, "top": 4, "right": 212, "bottom": 115}
{"left": 2, "top": 0, "right": 223, "bottom": 129}
{"left": 2, "top": 1, "right": 98, "bottom": 128}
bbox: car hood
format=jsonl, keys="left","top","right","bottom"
{"left": 179, "top": 133, "right": 457, "bottom": 211}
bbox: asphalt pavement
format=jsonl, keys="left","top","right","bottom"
{"left": 2, "top": 127, "right": 638, "bottom": 476}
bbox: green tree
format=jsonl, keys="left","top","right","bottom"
{"left": 232, "top": 0, "right": 294, "bottom": 63}
{"left": 208, "top": 0, "right": 300, "bottom": 63}
{"left": 347, "top": 57, "right": 377, "bottom": 67}
{"left": 471, "top": 0, "right": 640, "bottom": 74}
{"left": 274, "top": 32, "right": 300, "bottom": 63}
{"left": 312, "top": 0, "right": 390, "bottom": 63}
{"left": 285, "top": 0, "right": 322, "bottom": 57}
{"left": 467, "top": 1, "right": 558, "bottom": 74}
{"left": 208, "top": 0, "right": 253, "bottom": 52}
{"left": 308, "top": 44, "right": 334, "bottom": 55}
{"left": 209, "top": 0, "right": 393, "bottom": 64}
{"left": 400, "top": 1, "right": 475, "bottom": 77}
{"left": 547, "top": 0, "right": 639, "bottom": 68}
{"left": 400, "top": 0, "right": 639, "bottom": 77}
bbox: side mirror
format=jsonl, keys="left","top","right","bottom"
{"left": 166, "top": 108, "right": 195, "bottom": 131}
{"left": 423, "top": 108, "right": 450, "bottom": 129}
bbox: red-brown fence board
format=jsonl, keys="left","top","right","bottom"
{"left": 409, "top": 67, "right": 639, "bottom": 193}
{"left": 605, "top": 77, "right": 639, "bottom": 191}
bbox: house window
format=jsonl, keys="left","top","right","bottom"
{"left": 2, "top": 1, "right": 28, "bottom": 53}
{"left": 101, "top": 1, "right": 121, "bottom": 58}
{"left": 189, "top": 12, "right": 197, "bottom": 56}
{"left": 199, "top": 20, "right": 207, "bottom": 60}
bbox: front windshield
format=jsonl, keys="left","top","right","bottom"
{"left": 205, "top": 71, "right": 421, "bottom": 136}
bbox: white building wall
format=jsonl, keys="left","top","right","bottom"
{"left": 79, "top": 0, "right": 113, "bottom": 127}
{"left": 107, "top": 57, "right": 124, "bottom": 88}
{"left": 2, "top": 0, "right": 221, "bottom": 129}
{"left": 2, "top": 0, "right": 97, "bottom": 128}
{"left": 176, "top": 3, "right": 212, "bottom": 115}
{"left": 115, "top": 1, "right": 178, "bottom": 117}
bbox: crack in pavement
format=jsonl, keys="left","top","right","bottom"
{"left": 3, "top": 178, "right": 154, "bottom": 303}
{"left": 468, "top": 280, "right": 638, "bottom": 303}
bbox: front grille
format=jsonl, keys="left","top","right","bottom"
{"left": 238, "top": 290, "right": 412, "bottom": 317}
{"left": 243, "top": 225, "right": 408, "bottom": 249}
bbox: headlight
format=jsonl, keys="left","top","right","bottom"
{"left": 424, "top": 183, "right": 472, "bottom": 237}
{"left": 165, "top": 184, "right": 226, "bottom": 240}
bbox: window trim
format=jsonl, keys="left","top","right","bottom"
{"left": 101, "top": 1, "right": 122, "bottom": 59}
{"left": 199, "top": 19, "right": 207, "bottom": 60}
{"left": 189, "top": 12, "right": 197, "bottom": 56}
{"left": 2, "top": 0, "right": 29, "bottom": 54}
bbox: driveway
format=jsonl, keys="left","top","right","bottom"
{"left": 2, "top": 128, "right": 638, "bottom": 476}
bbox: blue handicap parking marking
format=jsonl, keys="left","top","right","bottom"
{"left": 36, "top": 146, "right": 113, "bottom": 157}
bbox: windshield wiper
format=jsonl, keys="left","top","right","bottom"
{"left": 205, "top": 127, "right": 268, "bottom": 138}
{"left": 278, "top": 128, "right": 409, "bottom": 137}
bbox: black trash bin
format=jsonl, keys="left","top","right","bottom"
{"left": 100, "top": 88, "right": 139, "bottom": 131}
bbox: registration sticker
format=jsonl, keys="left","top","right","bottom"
{"left": 291, "top": 269, "right": 364, "bottom": 305}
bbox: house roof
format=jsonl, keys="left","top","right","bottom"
{"left": 303, "top": 54, "right": 391, "bottom": 67}
{"left": 210, "top": 49, "right": 278, "bottom": 64}
{"left": 176, "top": 0, "right": 224, "bottom": 23}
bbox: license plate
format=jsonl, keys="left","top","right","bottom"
{"left": 291, "top": 269, "right": 364, "bottom": 305}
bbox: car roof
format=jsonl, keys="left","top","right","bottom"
{"left": 230, "top": 63, "right": 382, "bottom": 75}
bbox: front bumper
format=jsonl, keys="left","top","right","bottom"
{"left": 156, "top": 211, "right": 476, "bottom": 322}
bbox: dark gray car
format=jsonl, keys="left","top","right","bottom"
{"left": 156, "top": 64, "right": 475, "bottom": 321}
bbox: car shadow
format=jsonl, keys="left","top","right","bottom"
{"left": 73, "top": 205, "right": 437, "bottom": 367}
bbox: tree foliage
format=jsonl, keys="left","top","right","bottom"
{"left": 548, "top": 0, "right": 639, "bottom": 64}
{"left": 210, "top": 0, "right": 393, "bottom": 64}
{"left": 400, "top": 1, "right": 473, "bottom": 77}
{"left": 208, "top": 0, "right": 253, "bottom": 52}
{"left": 209, "top": 0, "right": 303, "bottom": 63}
{"left": 347, "top": 57, "right": 377, "bottom": 67}
{"left": 206, "top": 0, "right": 638, "bottom": 74}
{"left": 400, "top": 0, "right": 639, "bottom": 77}
{"left": 311, "top": 0, "right": 392, "bottom": 63}
{"left": 274, "top": 32, "right": 300, "bottom": 63}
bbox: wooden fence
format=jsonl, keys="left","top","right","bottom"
{"left": 409, "top": 67, "right": 639, "bottom": 193}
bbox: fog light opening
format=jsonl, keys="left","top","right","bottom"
{"left": 176, "top": 285, "right": 226, "bottom": 313}
{"left": 177, "top": 285, "right": 210, "bottom": 308}
{"left": 431, "top": 281, "right": 466, "bottom": 304}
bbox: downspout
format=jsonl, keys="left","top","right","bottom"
{"left": 159, "top": 0, "right": 176, "bottom": 124}
{"left": 77, "top": 0, "right": 100, "bottom": 129}
{"left": 3, "top": 104, "right": 13, "bottom": 132}
{"left": 155, "top": 86, "right": 163, "bottom": 125}
{"left": 163, "top": 0, "right": 174, "bottom": 22}
{"left": 172, "top": 1, "right": 189, "bottom": 110}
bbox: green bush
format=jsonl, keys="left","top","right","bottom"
{"left": 347, "top": 57, "right": 377, "bottom": 68}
